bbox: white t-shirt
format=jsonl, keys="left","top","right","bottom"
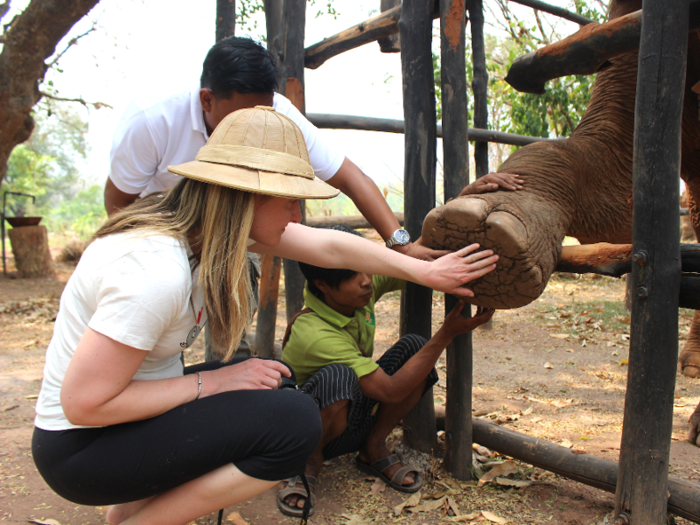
{"left": 34, "top": 232, "right": 207, "bottom": 431}
{"left": 109, "top": 89, "right": 345, "bottom": 196}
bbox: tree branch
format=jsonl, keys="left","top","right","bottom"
{"left": 47, "top": 20, "right": 97, "bottom": 68}
{"left": 38, "top": 90, "right": 112, "bottom": 110}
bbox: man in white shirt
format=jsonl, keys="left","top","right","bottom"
{"left": 105, "top": 37, "right": 438, "bottom": 261}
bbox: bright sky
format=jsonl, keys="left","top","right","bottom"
{"left": 2, "top": 0, "right": 586, "bottom": 197}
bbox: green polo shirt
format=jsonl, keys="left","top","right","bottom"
{"left": 282, "top": 275, "right": 406, "bottom": 385}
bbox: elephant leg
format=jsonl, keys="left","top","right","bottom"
{"left": 422, "top": 190, "right": 567, "bottom": 309}
{"left": 689, "top": 401, "right": 700, "bottom": 447}
{"left": 680, "top": 310, "right": 700, "bottom": 379}
{"left": 680, "top": 190, "right": 700, "bottom": 378}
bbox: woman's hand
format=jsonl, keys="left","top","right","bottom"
{"left": 424, "top": 243, "right": 498, "bottom": 297}
{"left": 203, "top": 359, "right": 291, "bottom": 396}
{"left": 439, "top": 301, "right": 495, "bottom": 340}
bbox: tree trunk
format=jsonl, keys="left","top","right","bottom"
{"left": 8, "top": 225, "right": 55, "bottom": 278}
{"left": 0, "top": 0, "right": 100, "bottom": 184}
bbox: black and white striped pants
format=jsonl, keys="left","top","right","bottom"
{"left": 300, "top": 333, "right": 438, "bottom": 460}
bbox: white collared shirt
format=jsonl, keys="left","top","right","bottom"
{"left": 109, "top": 88, "right": 345, "bottom": 196}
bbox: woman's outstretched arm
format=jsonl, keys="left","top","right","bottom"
{"left": 250, "top": 223, "right": 498, "bottom": 297}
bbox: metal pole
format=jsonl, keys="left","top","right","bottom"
{"left": 614, "top": 0, "right": 689, "bottom": 522}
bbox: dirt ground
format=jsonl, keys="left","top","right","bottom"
{"left": 1, "top": 245, "right": 700, "bottom": 525}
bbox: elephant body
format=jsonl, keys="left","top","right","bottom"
{"left": 423, "top": 0, "right": 700, "bottom": 391}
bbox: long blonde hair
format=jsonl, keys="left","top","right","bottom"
{"left": 95, "top": 178, "right": 255, "bottom": 361}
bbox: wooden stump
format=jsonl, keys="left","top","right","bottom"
{"left": 8, "top": 225, "right": 55, "bottom": 278}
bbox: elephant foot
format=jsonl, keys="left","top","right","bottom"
{"left": 688, "top": 402, "right": 700, "bottom": 447}
{"left": 680, "top": 311, "right": 700, "bottom": 378}
{"left": 422, "top": 194, "right": 565, "bottom": 309}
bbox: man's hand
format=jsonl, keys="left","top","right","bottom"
{"left": 439, "top": 301, "right": 495, "bottom": 340}
{"left": 393, "top": 240, "right": 450, "bottom": 261}
{"left": 459, "top": 172, "right": 524, "bottom": 197}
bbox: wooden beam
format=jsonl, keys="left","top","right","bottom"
{"left": 469, "top": 0, "right": 489, "bottom": 177}
{"left": 399, "top": 0, "right": 438, "bottom": 453}
{"left": 472, "top": 418, "right": 700, "bottom": 523}
{"left": 306, "top": 113, "right": 552, "bottom": 146}
{"left": 440, "top": 0, "right": 472, "bottom": 481}
{"left": 216, "top": 0, "right": 236, "bottom": 41}
{"left": 254, "top": 254, "right": 282, "bottom": 358}
{"left": 278, "top": 0, "right": 308, "bottom": 322}
{"left": 306, "top": 212, "right": 403, "bottom": 230}
{"left": 378, "top": 0, "right": 401, "bottom": 53}
{"left": 304, "top": 1, "right": 440, "bottom": 70}
{"left": 507, "top": 0, "right": 594, "bottom": 26}
{"left": 506, "top": 1, "right": 700, "bottom": 95}
{"left": 615, "top": 0, "right": 688, "bottom": 521}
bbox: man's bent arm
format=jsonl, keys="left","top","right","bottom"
{"left": 327, "top": 158, "right": 447, "bottom": 261}
{"left": 104, "top": 177, "right": 141, "bottom": 218}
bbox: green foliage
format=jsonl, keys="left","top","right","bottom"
{"left": 433, "top": 0, "right": 608, "bottom": 142}
{"left": 2, "top": 107, "right": 104, "bottom": 239}
{"left": 3, "top": 145, "right": 53, "bottom": 216}
{"left": 50, "top": 184, "right": 107, "bottom": 238}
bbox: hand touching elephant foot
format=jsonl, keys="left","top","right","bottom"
{"left": 422, "top": 192, "right": 566, "bottom": 309}
{"left": 679, "top": 311, "right": 700, "bottom": 378}
{"left": 688, "top": 401, "right": 700, "bottom": 447}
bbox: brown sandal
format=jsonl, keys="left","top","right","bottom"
{"left": 277, "top": 475, "right": 317, "bottom": 517}
{"left": 355, "top": 453, "right": 423, "bottom": 493}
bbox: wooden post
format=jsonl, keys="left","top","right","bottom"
{"left": 614, "top": 1, "right": 688, "bottom": 523}
{"left": 378, "top": 0, "right": 401, "bottom": 53}
{"left": 7, "top": 225, "right": 55, "bottom": 278}
{"left": 216, "top": 0, "right": 236, "bottom": 41}
{"left": 398, "top": 0, "right": 438, "bottom": 453}
{"left": 205, "top": 0, "right": 238, "bottom": 362}
{"left": 440, "top": 0, "right": 471, "bottom": 479}
{"left": 468, "top": 0, "right": 488, "bottom": 178}
{"left": 276, "top": 0, "right": 308, "bottom": 323}
{"left": 254, "top": 254, "right": 282, "bottom": 358}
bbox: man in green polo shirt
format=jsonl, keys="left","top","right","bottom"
{"left": 277, "top": 226, "right": 495, "bottom": 517}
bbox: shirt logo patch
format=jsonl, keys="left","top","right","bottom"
{"left": 365, "top": 310, "right": 375, "bottom": 326}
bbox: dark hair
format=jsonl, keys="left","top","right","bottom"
{"left": 300, "top": 226, "right": 365, "bottom": 298}
{"left": 200, "top": 37, "right": 278, "bottom": 98}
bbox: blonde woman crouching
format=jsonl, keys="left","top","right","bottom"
{"left": 31, "top": 107, "right": 498, "bottom": 525}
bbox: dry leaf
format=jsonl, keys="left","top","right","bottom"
{"left": 340, "top": 514, "right": 371, "bottom": 525}
{"left": 25, "top": 394, "right": 38, "bottom": 400}
{"left": 549, "top": 333, "right": 570, "bottom": 339}
{"left": 473, "top": 408, "right": 490, "bottom": 416}
{"left": 561, "top": 439, "right": 574, "bottom": 448}
{"left": 225, "top": 512, "right": 248, "bottom": 525}
{"left": 28, "top": 520, "right": 61, "bottom": 525}
{"left": 530, "top": 416, "right": 543, "bottom": 423}
{"left": 448, "top": 512, "right": 480, "bottom": 522}
{"left": 619, "top": 359, "right": 629, "bottom": 366}
{"left": 494, "top": 477, "right": 532, "bottom": 488}
{"left": 544, "top": 362, "right": 553, "bottom": 369}
{"left": 393, "top": 491, "right": 422, "bottom": 516}
{"left": 551, "top": 398, "right": 574, "bottom": 408}
{"left": 478, "top": 460, "right": 518, "bottom": 487}
{"left": 447, "top": 496, "right": 461, "bottom": 517}
{"left": 409, "top": 496, "right": 446, "bottom": 513}
{"left": 368, "top": 477, "right": 385, "bottom": 496}
{"left": 522, "top": 406, "right": 533, "bottom": 416}
{"left": 482, "top": 510, "right": 509, "bottom": 523}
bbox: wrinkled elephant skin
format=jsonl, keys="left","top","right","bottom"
{"left": 424, "top": 0, "right": 700, "bottom": 393}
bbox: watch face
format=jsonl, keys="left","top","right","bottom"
{"left": 395, "top": 229, "right": 410, "bottom": 244}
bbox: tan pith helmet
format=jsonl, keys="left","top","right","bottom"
{"left": 168, "top": 106, "right": 340, "bottom": 199}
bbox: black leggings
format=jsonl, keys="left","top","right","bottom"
{"left": 32, "top": 358, "right": 322, "bottom": 506}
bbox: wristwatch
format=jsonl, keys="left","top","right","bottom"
{"left": 385, "top": 228, "right": 411, "bottom": 249}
